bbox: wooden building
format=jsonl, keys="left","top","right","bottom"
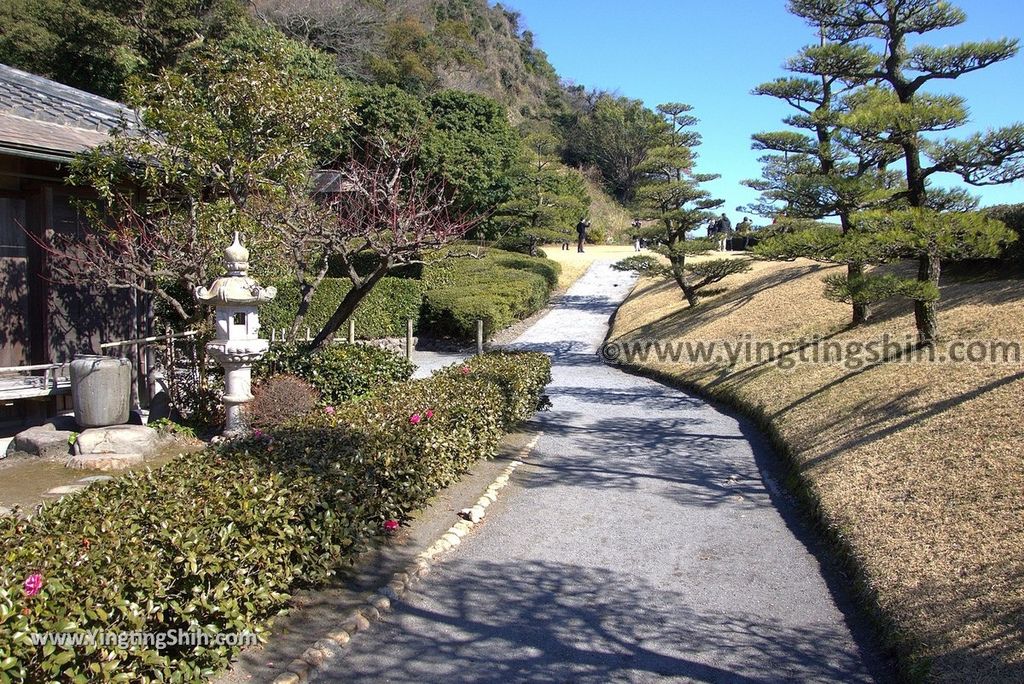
{"left": 0, "top": 64, "right": 142, "bottom": 423}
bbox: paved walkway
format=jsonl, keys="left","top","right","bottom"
{"left": 314, "top": 262, "right": 887, "bottom": 683}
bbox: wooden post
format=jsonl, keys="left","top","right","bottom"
{"left": 476, "top": 319, "right": 484, "bottom": 355}
{"left": 405, "top": 319, "right": 413, "bottom": 360}
{"left": 165, "top": 326, "right": 175, "bottom": 406}
{"left": 348, "top": 319, "right": 355, "bottom": 344}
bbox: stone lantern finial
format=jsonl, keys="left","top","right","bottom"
{"left": 225, "top": 231, "right": 250, "bottom": 276}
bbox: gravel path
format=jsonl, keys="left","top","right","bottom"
{"left": 313, "top": 262, "right": 888, "bottom": 683}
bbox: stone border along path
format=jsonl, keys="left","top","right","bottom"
{"left": 285, "top": 261, "right": 892, "bottom": 683}
{"left": 270, "top": 436, "right": 539, "bottom": 684}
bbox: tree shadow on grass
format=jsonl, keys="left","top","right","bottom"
{"left": 316, "top": 559, "right": 883, "bottom": 684}
{"left": 801, "top": 369, "right": 1024, "bottom": 470}
{"left": 623, "top": 263, "right": 830, "bottom": 342}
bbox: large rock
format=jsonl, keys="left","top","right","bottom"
{"left": 73, "top": 425, "right": 159, "bottom": 455}
{"left": 67, "top": 425, "right": 160, "bottom": 471}
{"left": 10, "top": 425, "right": 74, "bottom": 459}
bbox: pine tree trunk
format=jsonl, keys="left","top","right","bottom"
{"left": 848, "top": 262, "right": 869, "bottom": 325}
{"left": 670, "top": 258, "right": 698, "bottom": 307}
{"left": 914, "top": 253, "right": 941, "bottom": 346}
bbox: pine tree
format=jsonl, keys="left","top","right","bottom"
{"left": 790, "top": 0, "right": 1024, "bottom": 344}
{"left": 624, "top": 104, "right": 750, "bottom": 307}
{"left": 745, "top": 26, "right": 900, "bottom": 324}
{"left": 494, "top": 133, "right": 590, "bottom": 255}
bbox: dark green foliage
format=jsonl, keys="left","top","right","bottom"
{"left": 494, "top": 133, "right": 590, "bottom": 248}
{"left": 685, "top": 259, "right": 754, "bottom": 287}
{"left": 421, "top": 248, "right": 559, "bottom": 340}
{"left": 982, "top": 204, "right": 1024, "bottom": 263}
{"left": 0, "top": 351, "right": 551, "bottom": 681}
{"left": 612, "top": 255, "right": 666, "bottom": 275}
{"left": 260, "top": 278, "right": 424, "bottom": 341}
{"left": 613, "top": 256, "right": 752, "bottom": 293}
{"left": 0, "top": 0, "right": 250, "bottom": 99}
{"left": 255, "top": 343, "right": 414, "bottom": 405}
{"left": 421, "top": 90, "right": 522, "bottom": 217}
{"left": 560, "top": 94, "right": 669, "bottom": 202}
{"left": 823, "top": 272, "right": 939, "bottom": 305}
{"left": 345, "top": 85, "right": 521, "bottom": 221}
{"left": 493, "top": 234, "right": 546, "bottom": 255}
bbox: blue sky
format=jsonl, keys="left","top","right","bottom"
{"left": 501, "top": 0, "right": 1024, "bottom": 224}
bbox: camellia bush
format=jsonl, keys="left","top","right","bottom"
{"left": 0, "top": 351, "right": 551, "bottom": 682}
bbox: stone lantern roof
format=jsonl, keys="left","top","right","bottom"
{"left": 194, "top": 233, "right": 277, "bottom": 306}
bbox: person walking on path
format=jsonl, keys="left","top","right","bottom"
{"left": 631, "top": 219, "right": 643, "bottom": 251}
{"left": 576, "top": 217, "right": 591, "bottom": 253}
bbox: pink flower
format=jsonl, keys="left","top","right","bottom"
{"left": 324, "top": 406, "right": 336, "bottom": 415}
{"left": 23, "top": 573, "right": 43, "bottom": 597}
{"left": 252, "top": 429, "right": 264, "bottom": 438}
{"left": 409, "top": 414, "right": 421, "bottom": 425}
{"left": 460, "top": 366, "right": 471, "bottom": 376}
{"left": 424, "top": 409, "right": 434, "bottom": 420}
{"left": 384, "top": 519, "right": 399, "bottom": 533}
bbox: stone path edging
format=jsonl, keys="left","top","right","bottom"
{"left": 270, "top": 433, "right": 541, "bottom": 684}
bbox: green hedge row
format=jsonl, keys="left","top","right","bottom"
{"left": 0, "top": 352, "right": 551, "bottom": 682}
{"left": 259, "top": 277, "right": 423, "bottom": 340}
{"left": 422, "top": 248, "right": 561, "bottom": 340}
{"left": 983, "top": 204, "right": 1024, "bottom": 264}
{"left": 254, "top": 343, "right": 414, "bottom": 405}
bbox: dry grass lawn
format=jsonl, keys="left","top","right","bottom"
{"left": 609, "top": 258, "right": 1024, "bottom": 682}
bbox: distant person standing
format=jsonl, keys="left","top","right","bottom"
{"left": 631, "top": 219, "right": 643, "bottom": 251}
{"left": 713, "top": 212, "right": 732, "bottom": 251}
{"left": 735, "top": 216, "right": 753, "bottom": 249}
{"left": 576, "top": 217, "right": 591, "bottom": 253}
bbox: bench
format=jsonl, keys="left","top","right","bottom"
{"left": 0, "top": 363, "right": 71, "bottom": 401}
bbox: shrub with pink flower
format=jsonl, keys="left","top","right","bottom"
{"left": 409, "top": 414, "right": 421, "bottom": 425}
{"left": 460, "top": 365, "right": 471, "bottom": 376}
{"left": 23, "top": 573, "right": 43, "bottom": 597}
{"left": 324, "top": 405, "right": 336, "bottom": 415}
{"left": 384, "top": 519, "right": 400, "bottom": 533}
{"left": 424, "top": 409, "right": 434, "bottom": 420}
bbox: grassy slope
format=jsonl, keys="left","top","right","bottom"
{"left": 583, "top": 174, "right": 633, "bottom": 244}
{"left": 609, "top": 259, "right": 1024, "bottom": 682}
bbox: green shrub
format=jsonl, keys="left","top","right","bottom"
{"left": 0, "top": 352, "right": 551, "bottom": 682}
{"left": 254, "top": 343, "right": 414, "bottom": 405}
{"left": 260, "top": 277, "right": 423, "bottom": 340}
{"left": 982, "top": 204, "right": 1024, "bottom": 264}
{"left": 421, "top": 247, "right": 560, "bottom": 340}
{"left": 493, "top": 234, "right": 551, "bottom": 257}
{"left": 612, "top": 255, "right": 665, "bottom": 275}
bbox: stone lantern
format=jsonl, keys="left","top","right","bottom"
{"left": 195, "top": 233, "right": 277, "bottom": 436}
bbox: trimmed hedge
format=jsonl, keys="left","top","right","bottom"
{"left": 422, "top": 248, "right": 561, "bottom": 340}
{"left": 254, "top": 343, "right": 414, "bottom": 405}
{"left": 0, "top": 351, "right": 551, "bottom": 682}
{"left": 259, "top": 277, "right": 423, "bottom": 340}
{"left": 983, "top": 203, "right": 1024, "bottom": 264}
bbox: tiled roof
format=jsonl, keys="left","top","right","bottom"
{"left": 0, "top": 63, "right": 138, "bottom": 159}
